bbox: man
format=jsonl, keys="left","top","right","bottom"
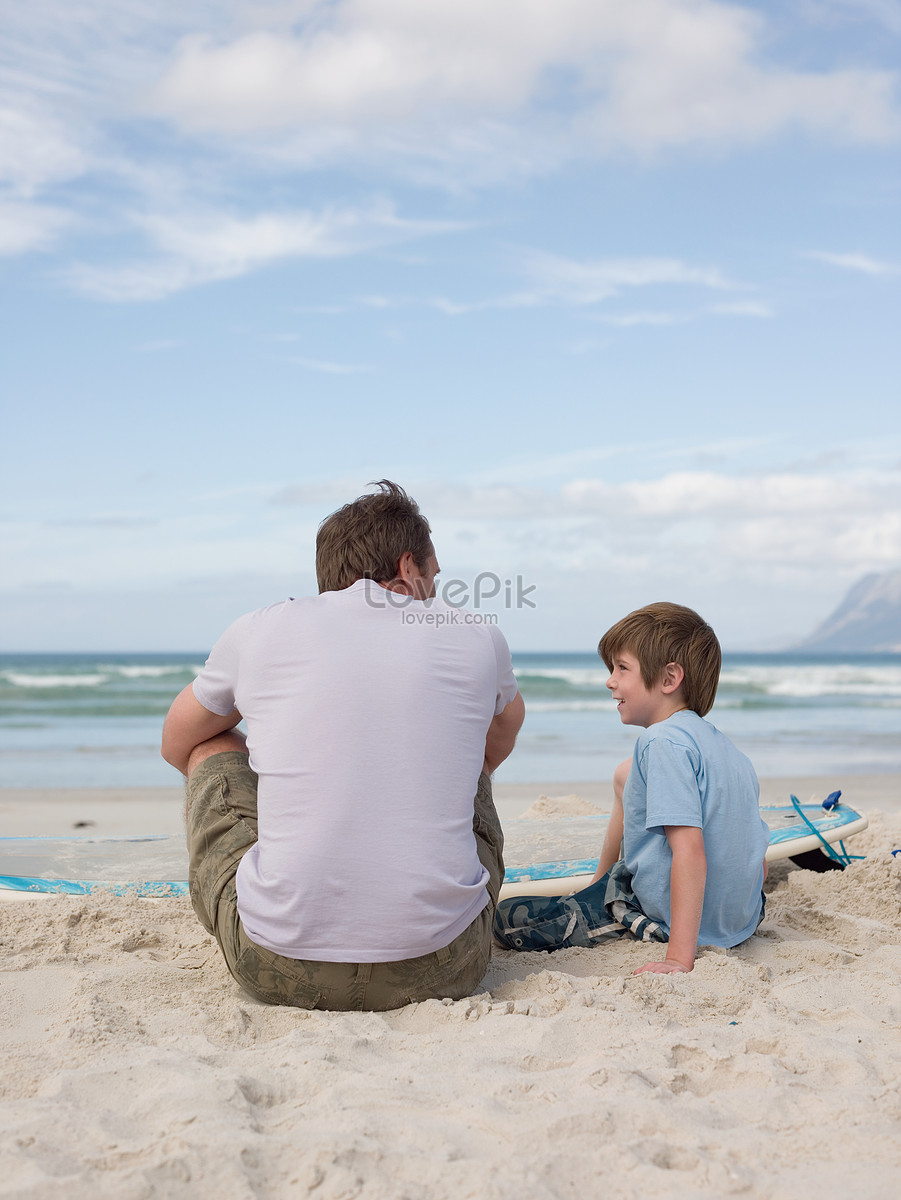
{"left": 162, "top": 480, "right": 524, "bottom": 1011}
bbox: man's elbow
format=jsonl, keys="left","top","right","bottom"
{"left": 160, "top": 709, "right": 193, "bottom": 775}
{"left": 483, "top": 692, "right": 526, "bottom": 773}
{"left": 160, "top": 733, "right": 188, "bottom": 775}
{"left": 160, "top": 741, "right": 181, "bottom": 771}
{"left": 499, "top": 692, "right": 525, "bottom": 740}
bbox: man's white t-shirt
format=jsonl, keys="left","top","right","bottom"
{"left": 192, "top": 579, "right": 519, "bottom": 963}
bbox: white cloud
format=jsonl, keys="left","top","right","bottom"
{"left": 1, "top": 0, "right": 897, "bottom": 294}
{"left": 7, "top": 457, "right": 897, "bottom": 648}
{"left": 1, "top": 0, "right": 898, "bottom": 305}
{"left": 807, "top": 249, "right": 900, "bottom": 274}
{"left": 149, "top": 0, "right": 901, "bottom": 167}
{"left": 425, "top": 251, "right": 737, "bottom": 316}
{"left": 0, "top": 104, "right": 88, "bottom": 195}
{"left": 710, "top": 300, "right": 774, "bottom": 318}
{"left": 563, "top": 469, "right": 895, "bottom": 520}
{"left": 286, "top": 356, "right": 374, "bottom": 374}
{"left": 269, "top": 468, "right": 900, "bottom": 574}
{"left": 0, "top": 200, "right": 71, "bottom": 255}
{"left": 0, "top": 101, "right": 83, "bottom": 253}
{"left": 385, "top": 467, "right": 901, "bottom": 582}
{"left": 63, "top": 202, "right": 466, "bottom": 300}
{"left": 522, "top": 251, "right": 734, "bottom": 302}
{"left": 594, "top": 311, "right": 687, "bottom": 328}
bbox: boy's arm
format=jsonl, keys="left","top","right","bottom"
{"left": 590, "top": 789, "right": 624, "bottom": 883}
{"left": 633, "top": 824, "right": 707, "bottom": 975}
{"left": 588, "top": 756, "right": 630, "bottom": 884}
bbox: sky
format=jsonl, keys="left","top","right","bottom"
{"left": 2, "top": 0, "right": 900, "bottom": 653}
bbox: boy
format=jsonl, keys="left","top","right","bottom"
{"left": 495, "top": 602, "right": 768, "bottom": 974}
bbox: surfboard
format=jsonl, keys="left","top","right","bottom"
{"left": 0, "top": 834, "right": 189, "bottom": 900}
{"left": 500, "top": 796, "right": 868, "bottom": 897}
{"left": 0, "top": 795, "right": 868, "bottom": 901}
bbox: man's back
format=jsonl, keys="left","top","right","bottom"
{"left": 192, "top": 579, "right": 518, "bottom": 962}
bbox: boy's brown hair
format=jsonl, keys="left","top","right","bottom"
{"left": 598, "top": 602, "right": 721, "bottom": 716}
{"left": 316, "top": 480, "right": 434, "bottom": 593}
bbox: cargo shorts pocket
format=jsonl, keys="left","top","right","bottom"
{"left": 190, "top": 816, "right": 257, "bottom": 936}
{"left": 233, "top": 941, "right": 323, "bottom": 1010}
{"left": 410, "top": 911, "right": 491, "bottom": 1003}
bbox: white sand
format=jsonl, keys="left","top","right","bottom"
{"left": 2, "top": 779, "right": 901, "bottom": 1198}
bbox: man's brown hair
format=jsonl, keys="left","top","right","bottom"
{"left": 315, "top": 480, "right": 434, "bottom": 593}
{"left": 598, "top": 602, "right": 721, "bottom": 716}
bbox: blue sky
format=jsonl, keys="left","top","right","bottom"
{"left": 2, "top": 0, "right": 900, "bottom": 653}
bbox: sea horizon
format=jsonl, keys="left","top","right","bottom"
{"left": 2, "top": 649, "right": 900, "bottom": 789}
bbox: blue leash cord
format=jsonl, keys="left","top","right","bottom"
{"left": 789, "top": 792, "right": 866, "bottom": 867}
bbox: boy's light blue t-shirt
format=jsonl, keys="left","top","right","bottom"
{"left": 622, "top": 710, "right": 769, "bottom": 948}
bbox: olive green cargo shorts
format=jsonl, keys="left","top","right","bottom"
{"left": 186, "top": 751, "right": 504, "bottom": 1011}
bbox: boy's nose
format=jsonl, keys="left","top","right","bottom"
{"left": 606, "top": 674, "right": 615, "bottom": 690}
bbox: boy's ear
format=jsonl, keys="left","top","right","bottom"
{"left": 661, "top": 662, "right": 685, "bottom": 694}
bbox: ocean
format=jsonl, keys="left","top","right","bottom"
{"left": 0, "top": 652, "right": 899, "bottom": 790}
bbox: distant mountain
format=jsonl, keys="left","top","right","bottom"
{"left": 796, "top": 569, "right": 901, "bottom": 653}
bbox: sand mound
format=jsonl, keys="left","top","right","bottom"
{"left": 521, "top": 793, "right": 605, "bottom": 819}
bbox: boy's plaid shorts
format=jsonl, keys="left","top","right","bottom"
{"left": 494, "top": 859, "right": 668, "bottom": 952}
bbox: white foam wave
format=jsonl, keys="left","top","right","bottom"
{"left": 720, "top": 664, "right": 901, "bottom": 698}
{"left": 107, "top": 665, "right": 190, "bottom": 678}
{"left": 514, "top": 667, "right": 608, "bottom": 688}
{"left": 3, "top": 672, "right": 109, "bottom": 689}
{"left": 526, "top": 701, "right": 614, "bottom": 713}
{"left": 520, "top": 662, "right": 901, "bottom": 700}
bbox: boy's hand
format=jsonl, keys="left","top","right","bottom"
{"left": 633, "top": 958, "right": 692, "bottom": 975}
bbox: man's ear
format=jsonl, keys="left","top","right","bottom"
{"left": 381, "top": 551, "right": 417, "bottom": 595}
{"left": 661, "top": 662, "right": 685, "bottom": 694}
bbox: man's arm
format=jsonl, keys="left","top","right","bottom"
{"left": 634, "top": 824, "right": 707, "bottom": 975}
{"left": 483, "top": 692, "right": 525, "bottom": 775}
{"left": 161, "top": 683, "right": 243, "bottom": 776}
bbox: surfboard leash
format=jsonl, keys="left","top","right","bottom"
{"left": 788, "top": 793, "right": 865, "bottom": 868}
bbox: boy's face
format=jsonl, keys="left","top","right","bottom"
{"left": 606, "top": 650, "right": 674, "bottom": 728}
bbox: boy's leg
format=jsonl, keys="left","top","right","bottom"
{"left": 494, "top": 877, "right": 628, "bottom": 950}
{"left": 495, "top": 858, "right": 670, "bottom": 952}
{"left": 495, "top": 756, "right": 635, "bottom": 953}
{"left": 603, "top": 860, "right": 668, "bottom": 943}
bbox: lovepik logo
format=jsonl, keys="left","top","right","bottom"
{"left": 365, "top": 572, "right": 537, "bottom": 610}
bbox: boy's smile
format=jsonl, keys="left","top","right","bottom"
{"left": 606, "top": 650, "right": 683, "bottom": 728}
